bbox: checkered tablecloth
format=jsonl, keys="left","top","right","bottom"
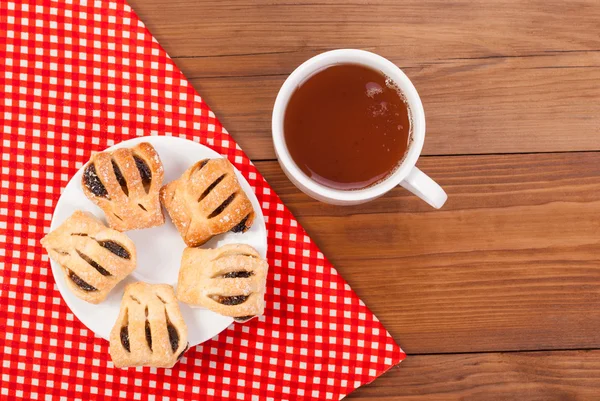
{"left": 0, "top": 1, "right": 405, "bottom": 399}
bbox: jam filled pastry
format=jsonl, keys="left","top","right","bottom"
{"left": 81, "top": 142, "right": 165, "bottom": 231}
{"left": 160, "top": 158, "right": 255, "bottom": 247}
{"left": 176, "top": 244, "right": 268, "bottom": 323}
{"left": 40, "top": 211, "right": 136, "bottom": 304}
{"left": 109, "top": 282, "right": 189, "bottom": 368}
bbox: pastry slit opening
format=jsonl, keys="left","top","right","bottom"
{"left": 210, "top": 294, "right": 249, "bottom": 306}
{"left": 70, "top": 233, "right": 88, "bottom": 237}
{"left": 145, "top": 320, "right": 153, "bottom": 352}
{"left": 220, "top": 271, "right": 254, "bottom": 279}
{"left": 191, "top": 159, "right": 210, "bottom": 177}
{"left": 52, "top": 248, "right": 69, "bottom": 256}
{"left": 138, "top": 203, "right": 147, "bottom": 211}
{"left": 97, "top": 240, "right": 131, "bottom": 259}
{"left": 133, "top": 155, "right": 152, "bottom": 194}
{"left": 156, "top": 294, "right": 167, "bottom": 304}
{"left": 67, "top": 269, "right": 97, "bottom": 292}
{"left": 113, "top": 213, "right": 124, "bottom": 221}
{"left": 120, "top": 309, "right": 130, "bottom": 352}
{"left": 165, "top": 311, "right": 179, "bottom": 353}
{"left": 198, "top": 174, "right": 226, "bottom": 202}
{"left": 207, "top": 193, "right": 237, "bottom": 219}
{"left": 83, "top": 163, "right": 109, "bottom": 198}
{"left": 130, "top": 295, "right": 141, "bottom": 304}
{"left": 76, "top": 250, "right": 112, "bottom": 276}
{"left": 230, "top": 214, "right": 251, "bottom": 233}
{"left": 111, "top": 159, "right": 129, "bottom": 197}
{"left": 199, "top": 159, "right": 210, "bottom": 170}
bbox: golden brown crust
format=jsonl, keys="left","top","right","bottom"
{"left": 160, "top": 158, "right": 255, "bottom": 247}
{"left": 81, "top": 142, "right": 165, "bottom": 231}
{"left": 109, "top": 282, "right": 188, "bottom": 368}
{"left": 176, "top": 244, "right": 268, "bottom": 322}
{"left": 40, "top": 211, "right": 137, "bottom": 304}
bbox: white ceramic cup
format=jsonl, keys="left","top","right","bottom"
{"left": 272, "top": 49, "right": 448, "bottom": 208}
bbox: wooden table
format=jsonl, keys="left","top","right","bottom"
{"left": 128, "top": 1, "right": 600, "bottom": 399}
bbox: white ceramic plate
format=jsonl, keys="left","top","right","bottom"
{"left": 48, "top": 136, "right": 267, "bottom": 347}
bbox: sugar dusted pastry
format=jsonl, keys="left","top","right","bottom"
{"left": 82, "top": 142, "right": 164, "bottom": 231}
{"left": 40, "top": 211, "right": 136, "bottom": 304}
{"left": 109, "top": 282, "right": 189, "bottom": 368}
{"left": 160, "top": 158, "right": 255, "bottom": 247}
{"left": 176, "top": 244, "right": 268, "bottom": 322}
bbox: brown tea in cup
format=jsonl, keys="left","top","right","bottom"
{"left": 283, "top": 64, "right": 411, "bottom": 190}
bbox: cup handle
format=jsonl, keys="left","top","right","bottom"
{"left": 399, "top": 167, "right": 448, "bottom": 209}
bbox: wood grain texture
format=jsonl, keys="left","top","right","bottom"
{"left": 127, "top": 0, "right": 600, "bottom": 159}
{"left": 256, "top": 152, "right": 600, "bottom": 353}
{"left": 348, "top": 350, "right": 600, "bottom": 400}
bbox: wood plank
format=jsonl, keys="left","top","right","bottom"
{"left": 129, "top": 0, "right": 600, "bottom": 60}
{"left": 174, "top": 46, "right": 600, "bottom": 79}
{"left": 348, "top": 350, "right": 600, "bottom": 400}
{"left": 184, "top": 53, "right": 600, "bottom": 159}
{"left": 255, "top": 152, "right": 600, "bottom": 353}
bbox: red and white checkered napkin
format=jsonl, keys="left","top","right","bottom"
{"left": 0, "top": 1, "right": 405, "bottom": 399}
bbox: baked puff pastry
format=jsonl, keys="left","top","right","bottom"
{"left": 176, "top": 244, "right": 268, "bottom": 322}
{"left": 40, "top": 211, "right": 136, "bottom": 304}
{"left": 82, "top": 142, "right": 165, "bottom": 231}
{"left": 160, "top": 158, "right": 255, "bottom": 247}
{"left": 109, "top": 282, "right": 189, "bottom": 368}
